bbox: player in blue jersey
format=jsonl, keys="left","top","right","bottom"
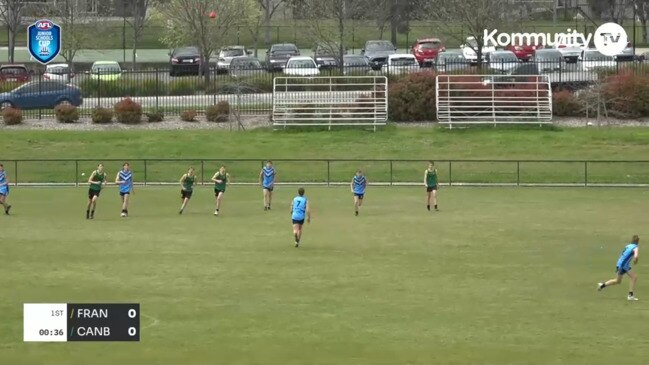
{"left": 290, "top": 187, "right": 311, "bottom": 247}
{"left": 598, "top": 235, "right": 640, "bottom": 301}
{"left": 0, "top": 164, "right": 12, "bottom": 215}
{"left": 351, "top": 170, "right": 367, "bottom": 216}
{"left": 115, "top": 162, "right": 133, "bottom": 217}
{"left": 259, "top": 160, "right": 276, "bottom": 211}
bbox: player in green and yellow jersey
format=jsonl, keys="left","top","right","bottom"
{"left": 86, "top": 163, "right": 106, "bottom": 219}
{"left": 211, "top": 166, "right": 230, "bottom": 216}
{"left": 179, "top": 167, "right": 196, "bottom": 215}
{"left": 424, "top": 161, "right": 439, "bottom": 211}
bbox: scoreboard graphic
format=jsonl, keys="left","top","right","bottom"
{"left": 24, "top": 303, "right": 140, "bottom": 342}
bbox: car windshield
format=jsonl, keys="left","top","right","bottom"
{"left": 440, "top": 53, "right": 464, "bottom": 61}
{"left": 287, "top": 60, "right": 315, "bottom": 68}
{"left": 231, "top": 59, "right": 261, "bottom": 69}
{"left": 272, "top": 45, "right": 297, "bottom": 52}
{"left": 584, "top": 51, "right": 614, "bottom": 61}
{"left": 344, "top": 57, "right": 368, "bottom": 66}
{"left": 92, "top": 64, "right": 121, "bottom": 74}
{"left": 536, "top": 51, "right": 562, "bottom": 60}
{"left": 391, "top": 57, "right": 416, "bottom": 66}
{"left": 221, "top": 49, "right": 244, "bottom": 57}
{"left": 175, "top": 47, "right": 199, "bottom": 56}
{"left": 492, "top": 53, "right": 518, "bottom": 62}
{"left": 316, "top": 45, "right": 338, "bottom": 55}
{"left": 366, "top": 41, "right": 394, "bottom": 51}
{"left": 419, "top": 41, "right": 442, "bottom": 49}
{"left": 1, "top": 67, "right": 27, "bottom": 75}
{"left": 47, "top": 66, "right": 69, "bottom": 75}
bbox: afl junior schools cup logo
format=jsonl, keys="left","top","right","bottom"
{"left": 27, "top": 19, "right": 62, "bottom": 64}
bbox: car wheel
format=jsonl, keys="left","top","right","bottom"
{"left": 1, "top": 101, "right": 14, "bottom": 110}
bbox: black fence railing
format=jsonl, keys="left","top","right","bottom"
{"left": 1, "top": 59, "right": 647, "bottom": 119}
{"left": 2, "top": 159, "right": 649, "bottom": 187}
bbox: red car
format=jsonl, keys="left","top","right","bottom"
{"left": 0, "top": 64, "right": 31, "bottom": 83}
{"left": 505, "top": 43, "right": 543, "bottom": 62}
{"left": 411, "top": 38, "right": 445, "bottom": 66}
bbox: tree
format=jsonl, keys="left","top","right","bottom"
{"left": 634, "top": 0, "right": 649, "bottom": 44}
{"left": 125, "top": 0, "right": 157, "bottom": 71}
{"left": 159, "top": 0, "right": 254, "bottom": 83}
{"left": 246, "top": 3, "right": 264, "bottom": 58}
{"left": 258, "top": 0, "right": 287, "bottom": 46}
{"left": 0, "top": 0, "right": 25, "bottom": 63}
{"left": 50, "top": 0, "right": 93, "bottom": 70}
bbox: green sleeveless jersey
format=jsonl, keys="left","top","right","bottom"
{"left": 426, "top": 169, "right": 437, "bottom": 187}
{"left": 183, "top": 175, "right": 196, "bottom": 191}
{"left": 214, "top": 172, "right": 227, "bottom": 191}
{"left": 89, "top": 170, "right": 105, "bottom": 191}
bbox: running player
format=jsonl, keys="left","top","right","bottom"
{"left": 424, "top": 161, "right": 439, "bottom": 211}
{"left": 86, "top": 163, "right": 106, "bottom": 219}
{"left": 351, "top": 170, "right": 367, "bottom": 216}
{"left": 115, "top": 162, "right": 133, "bottom": 217}
{"left": 291, "top": 187, "right": 311, "bottom": 247}
{"left": 211, "top": 166, "right": 230, "bottom": 216}
{"left": 179, "top": 167, "right": 196, "bottom": 215}
{"left": 598, "top": 235, "right": 640, "bottom": 301}
{"left": 0, "top": 164, "right": 11, "bottom": 215}
{"left": 259, "top": 160, "right": 275, "bottom": 211}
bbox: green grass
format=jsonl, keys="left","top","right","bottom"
{"left": 1, "top": 186, "right": 648, "bottom": 364}
{"left": 2, "top": 127, "right": 649, "bottom": 184}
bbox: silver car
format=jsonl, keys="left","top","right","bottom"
{"left": 217, "top": 46, "right": 249, "bottom": 74}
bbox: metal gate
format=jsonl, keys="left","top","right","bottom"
{"left": 436, "top": 74, "right": 553, "bottom": 127}
{"left": 272, "top": 76, "right": 388, "bottom": 129}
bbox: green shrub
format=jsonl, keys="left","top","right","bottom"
{"left": 91, "top": 107, "right": 113, "bottom": 124}
{"left": 54, "top": 104, "right": 80, "bottom": 123}
{"left": 80, "top": 79, "right": 160, "bottom": 98}
{"left": 114, "top": 97, "right": 143, "bottom": 124}
{"left": 2, "top": 107, "right": 22, "bottom": 125}
{"left": 146, "top": 110, "right": 164, "bottom": 123}
{"left": 168, "top": 78, "right": 202, "bottom": 96}
{"left": 388, "top": 72, "right": 438, "bottom": 122}
{"left": 180, "top": 109, "right": 197, "bottom": 122}
{"left": 552, "top": 90, "right": 582, "bottom": 116}
{"left": 206, "top": 101, "right": 230, "bottom": 122}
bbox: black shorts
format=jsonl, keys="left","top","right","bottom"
{"left": 292, "top": 219, "right": 305, "bottom": 225}
{"left": 214, "top": 189, "right": 225, "bottom": 197}
{"left": 181, "top": 190, "right": 193, "bottom": 199}
{"left": 354, "top": 193, "right": 364, "bottom": 199}
{"left": 263, "top": 186, "right": 274, "bottom": 192}
{"left": 119, "top": 191, "right": 130, "bottom": 197}
{"left": 88, "top": 189, "right": 101, "bottom": 199}
{"left": 427, "top": 185, "right": 438, "bottom": 192}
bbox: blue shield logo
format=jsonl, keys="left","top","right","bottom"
{"left": 27, "top": 19, "right": 62, "bottom": 65}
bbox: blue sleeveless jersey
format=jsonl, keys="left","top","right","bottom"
{"left": 118, "top": 170, "right": 133, "bottom": 193}
{"left": 0, "top": 170, "right": 7, "bottom": 194}
{"left": 292, "top": 196, "right": 307, "bottom": 220}
{"left": 353, "top": 175, "right": 366, "bottom": 194}
{"left": 262, "top": 167, "right": 275, "bottom": 188}
{"left": 616, "top": 243, "right": 638, "bottom": 269}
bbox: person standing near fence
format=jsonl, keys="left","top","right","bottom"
{"left": 179, "top": 167, "right": 196, "bottom": 215}
{"left": 425, "top": 162, "right": 439, "bottom": 211}
{"left": 0, "top": 164, "right": 12, "bottom": 215}
{"left": 291, "top": 187, "right": 311, "bottom": 248}
{"left": 351, "top": 170, "right": 367, "bottom": 216}
{"left": 260, "top": 161, "right": 276, "bottom": 211}
{"left": 212, "top": 166, "right": 230, "bottom": 216}
{"left": 86, "top": 163, "right": 106, "bottom": 219}
{"left": 115, "top": 162, "right": 133, "bottom": 218}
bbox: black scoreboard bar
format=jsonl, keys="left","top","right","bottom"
{"left": 67, "top": 303, "right": 140, "bottom": 342}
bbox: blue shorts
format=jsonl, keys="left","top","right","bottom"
{"left": 0, "top": 187, "right": 8, "bottom": 196}
{"left": 616, "top": 266, "right": 631, "bottom": 275}
{"left": 292, "top": 219, "right": 304, "bottom": 225}
{"left": 354, "top": 193, "right": 364, "bottom": 199}
{"left": 263, "top": 186, "right": 274, "bottom": 192}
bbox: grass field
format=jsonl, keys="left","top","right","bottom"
{"left": 1, "top": 185, "right": 648, "bottom": 365}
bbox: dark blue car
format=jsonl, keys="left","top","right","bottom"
{"left": 0, "top": 81, "right": 82, "bottom": 110}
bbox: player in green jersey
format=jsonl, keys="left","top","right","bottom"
{"left": 86, "top": 163, "right": 106, "bottom": 219}
{"left": 424, "top": 161, "right": 439, "bottom": 211}
{"left": 179, "top": 167, "right": 196, "bottom": 215}
{"left": 211, "top": 166, "right": 230, "bottom": 216}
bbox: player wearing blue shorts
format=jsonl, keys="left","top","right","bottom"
{"left": 351, "top": 170, "right": 367, "bottom": 216}
{"left": 115, "top": 162, "right": 133, "bottom": 217}
{"left": 290, "top": 187, "right": 311, "bottom": 248}
{"left": 0, "top": 164, "right": 12, "bottom": 215}
{"left": 259, "top": 160, "right": 276, "bottom": 211}
{"left": 598, "top": 235, "right": 640, "bottom": 301}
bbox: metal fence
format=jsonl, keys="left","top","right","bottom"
{"left": 3, "top": 159, "right": 649, "bottom": 187}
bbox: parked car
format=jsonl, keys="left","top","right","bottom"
{"left": 89, "top": 61, "right": 123, "bottom": 81}
{"left": 553, "top": 37, "right": 586, "bottom": 63}
{"left": 0, "top": 64, "right": 31, "bottom": 83}
{"left": 283, "top": 56, "right": 320, "bottom": 76}
{"left": 487, "top": 51, "right": 520, "bottom": 73}
{"left": 216, "top": 46, "right": 250, "bottom": 74}
{"left": 362, "top": 40, "right": 397, "bottom": 70}
{"left": 313, "top": 43, "right": 345, "bottom": 69}
{"left": 461, "top": 36, "right": 495, "bottom": 64}
{"left": 581, "top": 49, "right": 616, "bottom": 72}
{"left": 266, "top": 43, "right": 300, "bottom": 72}
{"left": 0, "top": 81, "right": 82, "bottom": 110}
{"left": 411, "top": 38, "right": 445, "bottom": 67}
{"left": 381, "top": 54, "right": 419, "bottom": 75}
{"left": 505, "top": 42, "right": 542, "bottom": 62}
{"left": 169, "top": 46, "right": 201, "bottom": 76}
{"left": 615, "top": 42, "right": 635, "bottom": 62}
{"left": 342, "top": 55, "right": 371, "bottom": 75}
{"left": 228, "top": 56, "right": 264, "bottom": 78}
{"left": 43, "top": 63, "right": 75, "bottom": 82}
{"left": 433, "top": 51, "right": 468, "bottom": 73}
{"left": 532, "top": 49, "right": 564, "bottom": 72}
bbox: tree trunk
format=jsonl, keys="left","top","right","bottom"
{"left": 339, "top": 9, "right": 345, "bottom": 75}
{"left": 8, "top": 29, "right": 15, "bottom": 64}
{"left": 390, "top": 0, "right": 398, "bottom": 46}
{"left": 553, "top": 0, "right": 558, "bottom": 23}
{"left": 132, "top": 31, "right": 139, "bottom": 71}
{"left": 263, "top": 3, "right": 272, "bottom": 46}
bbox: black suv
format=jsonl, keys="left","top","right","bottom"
{"left": 361, "top": 40, "right": 397, "bottom": 70}
{"left": 169, "top": 46, "right": 201, "bottom": 76}
{"left": 266, "top": 43, "right": 300, "bottom": 72}
{"left": 313, "top": 43, "right": 346, "bottom": 69}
